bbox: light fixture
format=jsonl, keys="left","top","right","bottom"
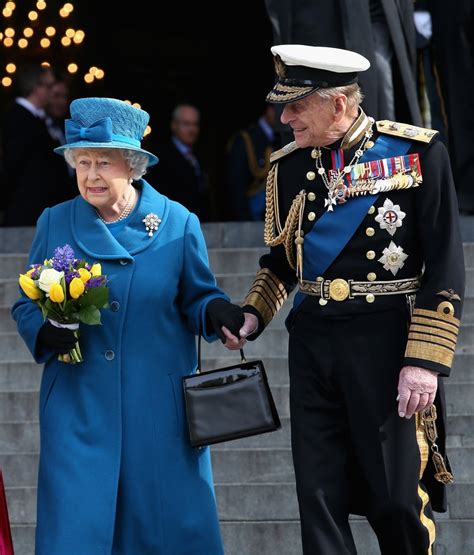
{"left": 45, "top": 26, "right": 56, "bottom": 37}
{"left": 40, "top": 38, "right": 50, "bottom": 48}
{"left": 67, "top": 63, "right": 78, "bottom": 73}
{"left": 6, "top": 63, "right": 16, "bottom": 73}
{"left": 2, "top": 77, "right": 13, "bottom": 87}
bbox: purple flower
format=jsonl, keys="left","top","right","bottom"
{"left": 86, "top": 276, "right": 106, "bottom": 288}
{"left": 65, "top": 271, "right": 80, "bottom": 284}
{"left": 52, "top": 244, "right": 75, "bottom": 272}
{"left": 29, "top": 264, "right": 42, "bottom": 279}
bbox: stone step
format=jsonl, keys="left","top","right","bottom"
{"left": 7, "top": 483, "right": 472, "bottom": 526}
{"left": 4, "top": 269, "right": 474, "bottom": 307}
{"left": 0, "top": 381, "right": 472, "bottom": 426}
{"left": 3, "top": 446, "right": 474, "bottom": 490}
{"left": 0, "top": 361, "right": 42, "bottom": 391}
{"left": 9, "top": 519, "right": 474, "bottom": 555}
{"left": 221, "top": 519, "right": 474, "bottom": 555}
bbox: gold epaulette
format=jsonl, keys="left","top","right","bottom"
{"left": 270, "top": 141, "right": 299, "bottom": 163}
{"left": 377, "top": 121, "right": 439, "bottom": 143}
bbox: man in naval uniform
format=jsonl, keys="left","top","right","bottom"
{"left": 232, "top": 45, "right": 465, "bottom": 554}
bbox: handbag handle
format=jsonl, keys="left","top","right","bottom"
{"left": 197, "top": 333, "right": 246, "bottom": 374}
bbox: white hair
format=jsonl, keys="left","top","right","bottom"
{"left": 314, "top": 83, "right": 364, "bottom": 111}
{"left": 63, "top": 148, "right": 149, "bottom": 180}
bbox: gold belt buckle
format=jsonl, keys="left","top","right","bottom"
{"left": 328, "top": 278, "right": 350, "bottom": 301}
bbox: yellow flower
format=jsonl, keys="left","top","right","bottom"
{"left": 26, "top": 268, "right": 35, "bottom": 277}
{"left": 49, "top": 282, "right": 65, "bottom": 303}
{"left": 78, "top": 268, "right": 91, "bottom": 283}
{"left": 90, "top": 263, "right": 101, "bottom": 276}
{"left": 19, "top": 274, "right": 41, "bottom": 300}
{"left": 70, "top": 277, "right": 85, "bottom": 299}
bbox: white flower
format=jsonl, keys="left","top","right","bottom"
{"left": 38, "top": 268, "right": 64, "bottom": 294}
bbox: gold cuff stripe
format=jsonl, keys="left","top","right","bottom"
{"left": 411, "top": 315, "right": 459, "bottom": 335}
{"left": 409, "top": 325, "right": 458, "bottom": 344}
{"left": 413, "top": 308, "right": 460, "bottom": 327}
{"left": 408, "top": 332, "right": 456, "bottom": 350}
{"left": 405, "top": 340, "right": 454, "bottom": 368}
{"left": 244, "top": 291, "right": 275, "bottom": 327}
{"left": 248, "top": 283, "right": 280, "bottom": 313}
{"left": 244, "top": 269, "right": 288, "bottom": 326}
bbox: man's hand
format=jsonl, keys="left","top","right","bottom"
{"left": 221, "top": 312, "right": 259, "bottom": 350}
{"left": 397, "top": 365, "right": 438, "bottom": 419}
{"left": 206, "top": 298, "right": 246, "bottom": 350}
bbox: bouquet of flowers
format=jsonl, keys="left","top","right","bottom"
{"left": 18, "top": 244, "right": 109, "bottom": 363}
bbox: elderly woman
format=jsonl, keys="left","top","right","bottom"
{"left": 12, "top": 97, "right": 246, "bottom": 555}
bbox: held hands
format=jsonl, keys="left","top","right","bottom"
{"left": 397, "top": 365, "right": 438, "bottom": 419}
{"left": 206, "top": 299, "right": 259, "bottom": 350}
{"left": 37, "top": 321, "right": 77, "bottom": 355}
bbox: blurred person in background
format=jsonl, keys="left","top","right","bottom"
{"left": 226, "top": 103, "right": 276, "bottom": 221}
{"left": 1, "top": 63, "right": 71, "bottom": 226}
{"left": 152, "top": 103, "right": 210, "bottom": 221}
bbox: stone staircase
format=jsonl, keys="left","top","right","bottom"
{"left": 1, "top": 223, "right": 473, "bottom": 555}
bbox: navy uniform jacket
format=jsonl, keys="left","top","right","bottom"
{"left": 243, "top": 112, "right": 465, "bottom": 511}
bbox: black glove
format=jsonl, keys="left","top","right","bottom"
{"left": 37, "top": 321, "right": 77, "bottom": 354}
{"left": 206, "top": 298, "right": 245, "bottom": 343}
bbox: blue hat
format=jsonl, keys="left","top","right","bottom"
{"left": 54, "top": 97, "right": 158, "bottom": 166}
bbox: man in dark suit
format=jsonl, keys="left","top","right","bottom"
{"left": 226, "top": 103, "right": 276, "bottom": 221}
{"left": 152, "top": 104, "right": 209, "bottom": 221}
{"left": 1, "top": 63, "right": 73, "bottom": 226}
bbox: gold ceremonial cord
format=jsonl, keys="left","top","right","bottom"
{"left": 264, "top": 162, "right": 306, "bottom": 271}
{"left": 239, "top": 131, "right": 272, "bottom": 196}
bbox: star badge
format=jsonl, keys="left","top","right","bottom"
{"left": 378, "top": 241, "right": 408, "bottom": 276}
{"left": 375, "top": 198, "right": 406, "bottom": 236}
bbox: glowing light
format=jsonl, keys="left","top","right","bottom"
{"left": 41, "top": 61, "right": 50, "bottom": 67}
{"left": 63, "top": 2, "right": 74, "bottom": 12}
{"left": 3, "top": 38, "right": 14, "bottom": 47}
{"left": 2, "top": 8, "right": 12, "bottom": 17}
{"left": 75, "top": 29, "right": 85, "bottom": 39}
{"left": 4, "top": 28, "right": 15, "bottom": 38}
{"left": 67, "top": 63, "right": 78, "bottom": 73}
{"left": 89, "top": 66, "right": 98, "bottom": 75}
{"left": 18, "top": 38, "right": 28, "bottom": 48}
{"left": 2, "top": 77, "right": 13, "bottom": 87}
{"left": 124, "top": 100, "right": 132, "bottom": 104}
{"left": 40, "top": 38, "right": 50, "bottom": 48}
{"left": 23, "top": 27, "right": 34, "bottom": 37}
{"left": 6, "top": 63, "right": 16, "bottom": 73}
{"left": 144, "top": 126, "right": 151, "bottom": 137}
{"left": 36, "top": 1, "right": 47, "bottom": 9}
{"left": 0, "top": 33, "right": 3, "bottom": 40}
{"left": 72, "top": 34, "right": 83, "bottom": 44}
{"left": 61, "top": 36, "right": 71, "bottom": 46}
{"left": 45, "top": 26, "right": 56, "bottom": 36}
{"left": 95, "top": 69, "right": 104, "bottom": 79}
{"left": 65, "top": 28, "right": 75, "bottom": 38}
{"left": 132, "top": 102, "right": 141, "bottom": 109}
{"left": 28, "top": 10, "right": 38, "bottom": 21}
{"left": 59, "top": 8, "right": 69, "bottom": 17}
{"left": 6, "top": 2, "right": 16, "bottom": 10}
{"left": 84, "top": 73, "right": 94, "bottom": 84}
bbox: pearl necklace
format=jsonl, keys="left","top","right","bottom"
{"left": 314, "top": 117, "right": 375, "bottom": 211}
{"left": 97, "top": 186, "right": 136, "bottom": 224}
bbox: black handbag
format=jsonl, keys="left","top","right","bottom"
{"left": 182, "top": 335, "right": 281, "bottom": 448}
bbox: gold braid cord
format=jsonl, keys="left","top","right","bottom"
{"left": 420, "top": 405, "right": 454, "bottom": 484}
{"left": 264, "top": 162, "right": 306, "bottom": 270}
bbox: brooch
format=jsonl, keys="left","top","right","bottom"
{"left": 142, "top": 213, "right": 162, "bottom": 237}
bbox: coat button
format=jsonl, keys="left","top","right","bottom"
{"left": 366, "top": 250, "right": 376, "bottom": 260}
{"left": 311, "top": 149, "right": 319, "bottom": 159}
{"left": 306, "top": 171, "right": 316, "bottom": 181}
{"left": 308, "top": 212, "right": 316, "bottom": 221}
{"left": 105, "top": 350, "right": 115, "bottom": 361}
{"left": 366, "top": 294, "right": 375, "bottom": 303}
{"left": 110, "top": 301, "right": 120, "bottom": 312}
{"left": 307, "top": 192, "right": 316, "bottom": 201}
{"left": 368, "top": 206, "right": 376, "bottom": 214}
{"left": 365, "top": 227, "right": 375, "bottom": 237}
{"left": 119, "top": 259, "right": 128, "bottom": 265}
{"left": 367, "top": 272, "right": 377, "bottom": 281}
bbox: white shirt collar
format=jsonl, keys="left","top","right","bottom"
{"left": 16, "top": 97, "right": 46, "bottom": 119}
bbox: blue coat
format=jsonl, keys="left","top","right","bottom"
{"left": 12, "top": 181, "right": 227, "bottom": 555}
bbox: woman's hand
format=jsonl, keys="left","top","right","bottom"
{"left": 220, "top": 312, "right": 259, "bottom": 350}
